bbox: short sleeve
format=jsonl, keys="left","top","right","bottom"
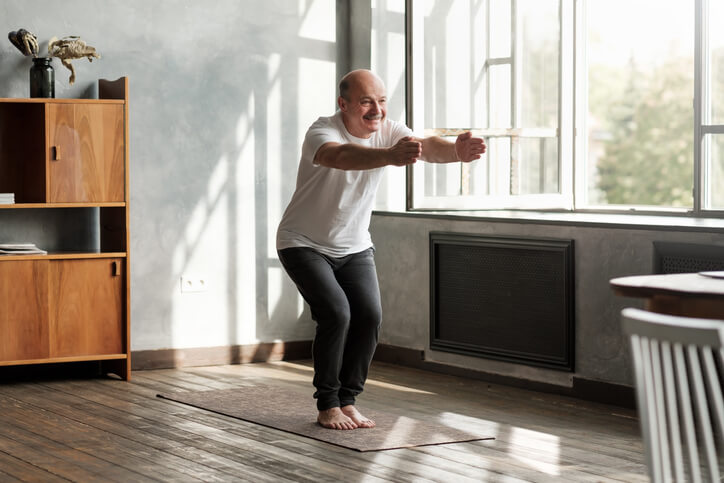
{"left": 305, "top": 116, "right": 345, "bottom": 166}
{"left": 384, "top": 119, "right": 414, "bottom": 147}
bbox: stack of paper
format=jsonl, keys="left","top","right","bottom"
{"left": 0, "top": 193, "right": 14, "bottom": 204}
{"left": 0, "top": 243, "right": 47, "bottom": 255}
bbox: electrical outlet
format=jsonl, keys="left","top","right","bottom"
{"left": 180, "top": 275, "right": 207, "bottom": 293}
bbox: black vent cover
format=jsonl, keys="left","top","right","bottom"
{"left": 653, "top": 241, "right": 724, "bottom": 274}
{"left": 430, "top": 233, "right": 574, "bottom": 371}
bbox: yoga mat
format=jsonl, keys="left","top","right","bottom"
{"left": 158, "top": 385, "right": 493, "bottom": 452}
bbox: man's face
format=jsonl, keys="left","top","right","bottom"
{"left": 339, "top": 73, "right": 387, "bottom": 138}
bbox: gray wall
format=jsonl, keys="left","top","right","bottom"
{"left": 1, "top": 0, "right": 347, "bottom": 351}
{"left": 371, "top": 214, "right": 724, "bottom": 387}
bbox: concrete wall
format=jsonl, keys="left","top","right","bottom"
{"left": 2, "top": 2, "right": 721, "bottom": 391}
{"left": 0, "top": 0, "right": 344, "bottom": 351}
{"left": 370, "top": 214, "right": 724, "bottom": 387}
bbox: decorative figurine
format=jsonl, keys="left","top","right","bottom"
{"left": 48, "top": 36, "right": 100, "bottom": 85}
{"left": 8, "top": 29, "right": 39, "bottom": 57}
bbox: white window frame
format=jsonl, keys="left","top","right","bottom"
{"left": 404, "top": 0, "right": 724, "bottom": 218}
{"left": 697, "top": 0, "right": 724, "bottom": 215}
{"left": 406, "top": 0, "right": 572, "bottom": 211}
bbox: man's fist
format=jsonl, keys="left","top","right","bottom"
{"left": 388, "top": 136, "right": 422, "bottom": 166}
{"left": 455, "top": 132, "right": 486, "bottom": 163}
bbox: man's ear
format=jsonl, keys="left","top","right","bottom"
{"left": 337, "top": 96, "right": 347, "bottom": 112}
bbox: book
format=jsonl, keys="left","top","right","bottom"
{"left": 0, "top": 243, "right": 47, "bottom": 255}
{"left": 0, "top": 193, "right": 14, "bottom": 204}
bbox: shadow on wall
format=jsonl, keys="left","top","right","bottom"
{"left": 0, "top": 0, "right": 339, "bottom": 354}
{"left": 137, "top": 0, "right": 338, "bottom": 352}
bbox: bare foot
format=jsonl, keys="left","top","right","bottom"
{"left": 317, "top": 407, "right": 358, "bottom": 430}
{"left": 341, "top": 405, "right": 375, "bottom": 428}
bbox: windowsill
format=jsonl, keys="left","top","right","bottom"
{"left": 372, "top": 209, "right": 724, "bottom": 232}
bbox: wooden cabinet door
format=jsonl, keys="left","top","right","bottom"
{"left": 49, "top": 258, "right": 124, "bottom": 357}
{"left": 0, "top": 260, "right": 49, "bottom": 361}
{"left": 47, "top": 104, "right": 125, "bottom": 203}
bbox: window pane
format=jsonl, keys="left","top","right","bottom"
{"left": 490, "top": 64, "right": 511, "bottom": 128}
{"left": 706, "top": 134, "right": 724, "bottom": 209}
{"left": 710, "top": 1, "right": 724, "bottom": 124}
{"left": 584, "top": 0, "right": 693, "bottom": 208}
{"left": 518, "top": 0, "right": 559, "bottom": 129}
{"left": 372, "top": 0, "right": 408, "bottom": 211}
{"left": 424, "top": 158, "right": 461, "bottom": 197}
{"left": 371, "top": 0, "right": 406, "bottom": 123}
{"left": 489, "top": 137, "right": 511, "bottom": 196}
{"left": 514, "top": 137, "right": 559, "bottom": 195}
{"left": 411, "top": 1, "right": 563, "bottom": 208}
{"left": 468, "top": 143, "right": 490, "bottom": 196}
{"left": 423, "top": 0, "right": 480, "bottom": 128}
{"left": 489, "top": 0, "right": 510, "bottom": 58}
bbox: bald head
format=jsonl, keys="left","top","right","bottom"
{"left": 339, "top": 69, "right": 385, "bottom": 101}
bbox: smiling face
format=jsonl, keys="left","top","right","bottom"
{"left": 338, "top": 70, "right": 387, "bottom": 139}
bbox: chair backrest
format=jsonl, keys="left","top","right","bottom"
{"left": 622, "top": 308, "right": 724, "bottom": 483}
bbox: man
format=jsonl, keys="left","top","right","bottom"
{"left": 277, "top": 69, "right": 485, "bottom": 430}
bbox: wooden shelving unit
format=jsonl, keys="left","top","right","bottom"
{"left": 0, "top": 78, "right": 131, "bottom": 380}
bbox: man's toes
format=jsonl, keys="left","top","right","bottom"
{"left": 334, "top": 421, "right": 354, "bottom": 430}
{"left": 359, "top": 419, "right": 375, "bottom": 428}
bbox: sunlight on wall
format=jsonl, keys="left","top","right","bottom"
{"left": 298, "top": 0, "right": 335, "bottom": 42}
{"left": 266, "top": 54, "right": 288, "bottom": 326}
{"left": 165, "top": 2, "right": 336, "bottom": 350}
{"left": 298, "top": 57, "right": 337, "bottom": 143}
{"left": 279, "top": 56, "right": 335, "bottom": 324}
{"left": 236, "top": 92, "right": 258, "bottom": 343}
{"left": 266, "top": 56, "right": 335, "bottom": 336}
{"left": 171, "top": 155, "right": 232, "bottom": 348}
{"left": 266, "top": 53, "right": 282, "bottom": 258}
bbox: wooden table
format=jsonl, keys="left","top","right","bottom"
{"left": 610, "top": 272, "right": 724, "bottom": 319}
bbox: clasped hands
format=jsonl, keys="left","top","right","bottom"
{"left": 387, "top": 132, "right": 486, "bottom": 166}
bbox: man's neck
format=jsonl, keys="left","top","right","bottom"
{"left": 341, "top": 114, "right": 373, "bottom": 139}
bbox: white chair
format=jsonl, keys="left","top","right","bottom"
{"left": 622, "top": 308, "right": 724, "bottom": 482}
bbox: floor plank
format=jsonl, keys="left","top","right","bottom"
{"left": 0, "top": 360, "right": 649, "bottom": 482}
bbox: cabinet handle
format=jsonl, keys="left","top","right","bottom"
{"left": 113, "top": 261, "right": 121, "bottom": 276}
{"left": 51, "top": 145, "right": 61, "bottom": 161}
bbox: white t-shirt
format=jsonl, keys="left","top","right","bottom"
{"left": 276, "top": 111, "right": 413, "bottom": 257}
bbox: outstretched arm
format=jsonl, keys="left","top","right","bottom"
{"left": 314, "top": 137, "right": 422, "bottom": 170}
{"left": 418, "top": 132, "right": 486, "bottom": 164}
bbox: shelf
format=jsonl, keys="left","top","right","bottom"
{"left": 0, "top": 78, "right": 131, "bottom": 380}
{"left": 0, "top": 97, "right": 124, "bottom": 105}
{"left": 0, "top": 354, "right": 128, "bottom": 367}
{"left": 0, "top": 252, "right": 126, "bottom": 261}
{"left": 0, "top": 202, "right": 126, "bottom": 209}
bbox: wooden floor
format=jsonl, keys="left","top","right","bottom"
{"left": 0, "top": 360, "right": 648, "bottom": 482}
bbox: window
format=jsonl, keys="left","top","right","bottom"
{"left": 578, "top": 0, "right": 694, "bottom": 210}
{"left": 702, "top": 0, "right": 724, "bottom": 210}
{"left": 408, "top": 0, "right": 568, "bottom": 210}
{"left": 403, "top": 0, "right": 724, "bottom": 216}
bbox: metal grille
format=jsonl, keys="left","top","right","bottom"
{"left": 430, "top": 233, "right": 575, "bottom": 371}
{"left": 653, "top": 242, "right": 724, "bottom": 274}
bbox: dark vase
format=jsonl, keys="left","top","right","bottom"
{"left": 29, "top": 57, "right": 54, "bottom": 98}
